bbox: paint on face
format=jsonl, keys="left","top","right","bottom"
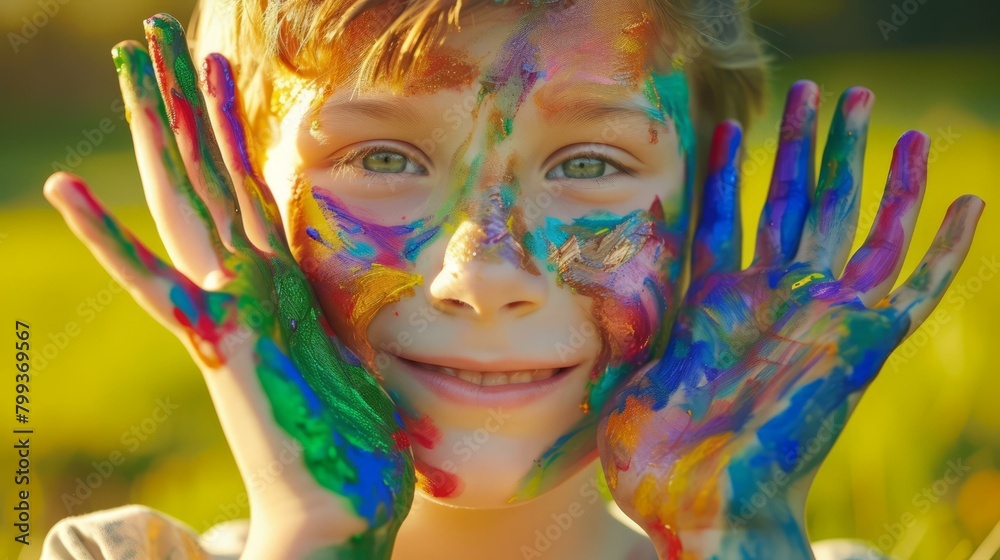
{"left": 289, "top": 1, "right": 696, "bottom": 502}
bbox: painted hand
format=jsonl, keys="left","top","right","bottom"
{"left": 43, "top": 14, "right": 412, "bottom": 559}
{"left": 597, "top": 81, "right": 984, "bottom": 558}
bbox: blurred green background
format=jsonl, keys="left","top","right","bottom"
{"left": 1, "top": 1, "right": 999, "bottom": 558}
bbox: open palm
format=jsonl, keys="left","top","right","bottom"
{"left": 44, "top": 14, "right": 412, "bottom": 558}
{"left": 597, "top": 82, "right": 983, "bottom": 558}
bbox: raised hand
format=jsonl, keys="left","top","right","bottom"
{"left": 43, "top": 14, "right": 412, "bottom": 559}
{"left": 597, "top": 81, "right": 984, "bottom": 558}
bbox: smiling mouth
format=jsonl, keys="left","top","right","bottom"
{"left": 397, "top": 357, "right": 574, "bottom": 387}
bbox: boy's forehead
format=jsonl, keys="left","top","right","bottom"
{"left": 445, "top": 0, "right": 659, "bottom": 87}
{"left": 309, "top": 0, "right": 667, "bottom": 121}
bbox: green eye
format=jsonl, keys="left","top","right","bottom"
{"left": 363, "top": 152, "right": 408, "bottom": 173}
{"left": 561, "top": 157, "right": 606, "bottom": 179}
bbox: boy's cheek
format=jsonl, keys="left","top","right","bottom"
{"left": 288, "top": 179, "right": 433, "bottom": 364}
{"left": 526, "top": 203, "right": 685, "bottom": 376}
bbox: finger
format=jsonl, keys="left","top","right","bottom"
{"left": 796, "top": 87, "right": 874, "bottom": 274}
{"left": 43, "top": 172, "right": 206, "bottom": 335}
{"left": 113, "top": 41, "right": 229, "bottom": 285}
{"left": 753, "top": 80, "right": 818, "bottom": 267}
{"left": 144, "top": 14, "right": 245, "bottom": 252}
{"left": 884, "top": 195, "right": 985, "bottom": 340}
{"left": 692, "top": 120, "right": 742, "bottom": 280}
{"left": 844, "top": 131, "right": 928, "bottom": 306}
{"left": 202, "top": 53, "right": 289, "bottom": 254}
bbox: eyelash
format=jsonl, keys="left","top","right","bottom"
{"left": 328, "top": 145, "right": 634, "bottom": 185}
{"left": 328, "top": 144, "right": 428, "bottom": 179}
{"left": 547, "top": 149, "right": 635, "bottom": 187}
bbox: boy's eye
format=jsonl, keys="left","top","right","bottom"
{"left": 558, "top": 157, "right": 608, "bottom": 180}
{"left": 545, "top": 152, "right": 630, "bottom": 184}
{"left": 331, "top": 144, "right": 428, "bottom": 177}
{"left": 362, "top": 151, "right": 419, "bottom": 174}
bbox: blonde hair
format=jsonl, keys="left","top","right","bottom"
{"left": 189, "top": 0, "right": 768, "bottom": 159}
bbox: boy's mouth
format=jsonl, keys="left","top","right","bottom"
{"left": 398, "top": 357, "right": 564, "bottom": 386}
{"left": 392, "top": 355, "right": 581, "bottom": 407}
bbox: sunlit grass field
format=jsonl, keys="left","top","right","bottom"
{"left": 2, "top": 48, "right": 998, "bottom": 559}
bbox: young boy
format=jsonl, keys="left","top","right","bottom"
{"left": 40, "top": 0, "right": 983, "bottom": 559}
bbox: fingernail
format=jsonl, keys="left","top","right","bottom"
{"left": 708, "top": 120, "right": 742, "bottom": 175}
{"left": 782, "top": 81, "right": 819, "bottom": 140}
{"left": 840, "top": 86, "right": 875, "bottom": 129}
{"left": 111, "top": 42, "right": 157, "bottom": 102}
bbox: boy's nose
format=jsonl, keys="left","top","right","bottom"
{"left": 428, "top": 187, "right": 547, "bottom": 321}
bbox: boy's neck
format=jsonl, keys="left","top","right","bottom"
{"left": 392, "top": 462, "right": 652, "bottom": 560}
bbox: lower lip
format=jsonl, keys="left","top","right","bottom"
{"left": 396, "top": 357, "right": 579, "bottom": 408}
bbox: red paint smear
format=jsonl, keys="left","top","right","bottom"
{"left": 648, "top": 523, "right": 683, "bottom": 560}
{"left": 708, "top": 121, "right": 739, "bottom": 172}
{"left": 415, "top": 458, "right": 463, "bottom": 498}
{"left": 399, "top": 408, "right": 442, "bottom": 450}
{"left": 843, "top": 87, "right": 873, "bottom": 114}
{"left": 169, "top": 89, "right": 200, "bottom": 158}
{"left": 390, "top": 429, "right": 410, "bottom": 450}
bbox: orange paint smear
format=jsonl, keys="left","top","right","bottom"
{"left": 603, "top": 394, "right": 656, "bottom": 488}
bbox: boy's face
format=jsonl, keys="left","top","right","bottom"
{"left": 266, "top": 0, "right": 695, "bottom": 506}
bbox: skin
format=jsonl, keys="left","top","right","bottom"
{"left": 275, "top": 0, "right": 692, "bottom": 518}
{"left": 597, "top": 83, "right": 985, "bottom": 559}
{"left": 41, "top": 5, "right": 984, "bottom": 560}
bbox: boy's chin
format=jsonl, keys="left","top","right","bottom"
{"left": 412, "top": 448, "right": 591, "bottom": 509}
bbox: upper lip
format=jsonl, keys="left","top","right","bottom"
{"left": 394, "top": 354, "right": 574, "bottom": 373}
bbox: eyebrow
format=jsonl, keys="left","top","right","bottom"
{"left": 318, "top": 98, "right": 429, "bottom": 130}
{"left": 316, "top": 93, "right": 662, "bottom": 132}
{"left": 539, "top": 97, "right": 661, "bottom": 130}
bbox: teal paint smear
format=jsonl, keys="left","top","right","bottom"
{"left": 646, "top": 70, "right": 696, "bottom": 232}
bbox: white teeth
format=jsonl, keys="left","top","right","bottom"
{"left": 510, "top": 372, "right": 534, "bottom": 383}
{"left": 410, "top": 359, "right": 566, "bottom": 386}
{"left": 458, "top": 370, "right": 483, "bottom": 384}
{"left": 481, "top": 374, "right": 509, "bottom": 386}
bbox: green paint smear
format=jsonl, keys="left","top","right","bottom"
{"left": 146, "top": 16, "right": 201, "bottom": 104}
{"left": 249, "top": 255, "right": 413, "bottom": 558}
{"left": 112, "top": 44, "right": 218, "bottom": 249}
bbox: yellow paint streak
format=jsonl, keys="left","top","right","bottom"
{"left": 349, "top": 264, "right": 422, "bottom": 364}
{"left": 665, "top": 433, "right": 730, "bottom": 522}
{"left": 633, "top": 433, "right": 731, "bottom": 530}
{"left": 291, "top": 178, "right": 343, "bottom": 258}
{"left": 791, "top": 272, "right": 825, "bottom": 291}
